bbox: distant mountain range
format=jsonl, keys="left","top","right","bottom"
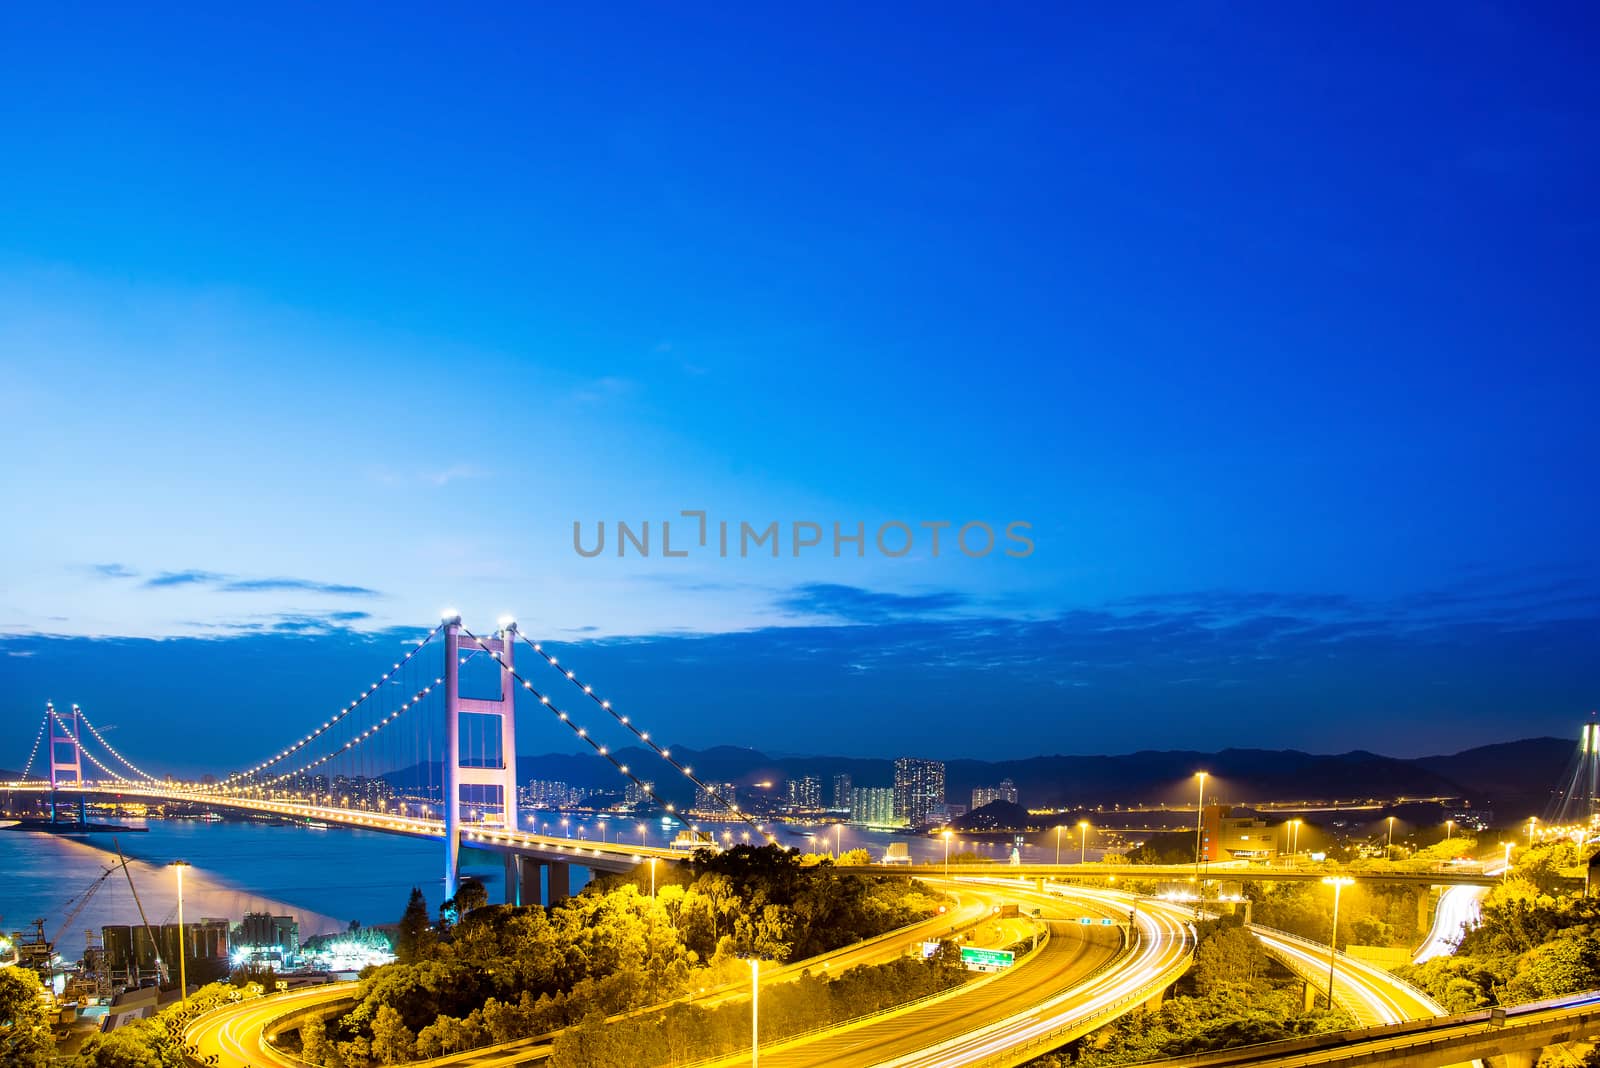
{"left": 386, "top": 736, "right": 1575, "bottom": 819}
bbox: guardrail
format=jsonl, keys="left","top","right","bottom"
{"left": 1247, "top": 923, "right": 1443, "bottom": 1013}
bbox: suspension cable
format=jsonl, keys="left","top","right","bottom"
{"left": 515, "top": 631, "right": 766, "bottom": 834}
{"left": 17, "top": 709, "right": 47, "bottom": 780}
{"left": 223, "top": 623, "right": 443, "bottom": 786}
{"left": 52, "top": 708, "right": 131, "bottom": 783}
{"left": 252, "top": 678, "right": 442, "bottom": 790}
{"left": 71, "top": 704, "right": 161, "bottom": 782}
{"left": 460, "top": 626, "right": 773, "bottom": 844}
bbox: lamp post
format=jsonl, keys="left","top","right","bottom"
{"left": 1445, "top": 819, "right": 1454, "bottom": 841}
{"left": 1502, "top": 841, "right": 1514, "bottom": 882}
{"left": 1193, "top": 772, "right": 1208, "bottom": 915}
{"left": 1528, "top": 816, "right": 1538, "bottom": 848}
{"left": 834, "top": 823, "right": 842, "bottom": 858}
{"left": 1386, "top": 816, "right": 1395, "bottom": 857}
{"left": 943, "top": 829, "right": 953, "bottom": 877}
{"left": 638, "top": 822, "right": 647, "bottom": 847}
{"left": 1322, "top": 876, "right": 1353, "bottom": 1009}
{"left": 1289, "top": 819, "right": 1302, "bottom": 865}
{"left": 1055, "top": 824, "right": 1064, "bottom": 865}
{"left": 649, "top": 858, "right": 657, "bottom": 903}
{"left": 561, "top": 817, "right": 570, "bottom": 839}
{"left": 1079, "top": 821, "right": 1090, "bottom": 864}
{"left": 171, "top": 861, "right": 190, "bottom": 1005}
{"left": 750, "top": 957, "right": 761, "bottom": 1068}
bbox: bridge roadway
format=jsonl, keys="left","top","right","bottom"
{"left": 2, "top": 781, "right": 679, "bottom": 874}
{"left": 1249, "top": 925, "right": 1444, "bottom": 1028}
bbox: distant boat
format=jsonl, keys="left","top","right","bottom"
{"left": 305, "top": 820, "right": 329, "bottom": 830}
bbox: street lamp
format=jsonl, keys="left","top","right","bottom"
{"left": 749, "top": 957, "right": 761, "bottom": 1068}
{"left": 1322, "top": 876, "right": 1354, "bottom": 1009}
{"left": 638, "top": 822, "right": 647, "bottom": 847}
{"left": 1289, "top": 819, "right": 1302, "bottom": 865}
{"left": 171, "top": 861, "right": 190, "bottom": 1005}
{"left": 1528, "top": 816, "right": 1539, "bottom": 848}
{"left": 1445, "top": 819, "right": 1454, "bottom": 841}
{"left": 1386, "top": 816, "right": 1395, "bottom": 857}
{"left": 1502, "top": 841, "right": 1514, "bottom": 881}
{"left": 943, "top": 828, "right": 954, "bottom": 876}
{"left": 1079, "top": 821, "right": 1090, "bottom": 864}
{"left": 561, "top": 817, "right": 570, "bottom": 838}
{"left": 649, "top": 858, "right": 657, "bottom": 903}
{"left": 1193, "top": 772, "right": 1208, "bottom": 914}
{"left": 833, "top": 823, "right": 842, "bottom": 857}
{"left": 1055, "top": 824, "right": 1064, "bottom": 865}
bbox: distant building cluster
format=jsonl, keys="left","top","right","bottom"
{"left": 694, "top": 781, "right": 739, "bottom": 815}
{"left": 786, "top": 775, "right": 822, "bottom": 810}
{"left": 523, "top": 780, "right": 586, "bottom": 808}
{"left": 971, "top": 778, "right": 1019, "bottom": 810}
{"left": 832, "top": 773, "right": 853, "bottom": 809}
{"left": 894, "top": 757, "right": 946, "bottom": 829}
{"left": 624, "top": 780, "right": 656, "bottom": 806}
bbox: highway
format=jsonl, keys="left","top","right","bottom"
{"left": 185, "top": 883, "right": 1017, "bottom": 1068}
{"left": 186, "top": 981, "right": 355, "bottom": 1068}
{"left": 1414, "top": 884, "right": 1487, "bottom": 963}
{"left": 694, "top": 880, "right": 1193, "bottom": 1068}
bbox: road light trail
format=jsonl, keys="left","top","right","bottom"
{"left": 1414, "top": 884, "right": 1487, "bottom": 964}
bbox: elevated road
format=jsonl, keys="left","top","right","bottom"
{"left": 835, "top": 862, "right": 1498, "bottom": 887}
{"left": 1414, "top": 884, "right": 1487, "bottom": 964}
{"left": 1249, "top": 925, "right": 1443, "bottom": 1028}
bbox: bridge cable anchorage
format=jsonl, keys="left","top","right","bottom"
{"left": 17, "top": 708, "right": 48, "bottom": 780}
{"left": 514, "top": 631, "right": 774, "bottom": 841}
{"left": 253, "top": 678, "right": 442, "bottom": 790}
{"left": 51, "top": 707, "right": 134, "bottom": 784}
{"left": 221, "top": 622, "right": 444, "bottom": 788}
{"left": 462, "top": 626, "right": 776, "bottom": 845}
{"left": 69, "top": 704, "right": 162, "bottom": 782}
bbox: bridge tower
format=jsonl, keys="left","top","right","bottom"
{"left": 442, "top": 618, "right": 522, "bottom": 902}
{"left": 47, "top": 702, "right": 87, "bottom": 823}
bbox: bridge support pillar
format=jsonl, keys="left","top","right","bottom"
{"left": 442, "top": 619, "right": 520, "bottom": 902}
{"left": 504, "top": 855, "right": 522, "bottom": 906}
{"left": 547, "top": 861, "right": 571, "bottom": 905}
{"left": 1143, "top": 985, "right": 1165, "bottom": 1012}
{"left": 1487, "top": 1049, "right": 1540, "bottom": 1068}
{"left": 1416, "top": 886, "right": 1432, "bottom": 934}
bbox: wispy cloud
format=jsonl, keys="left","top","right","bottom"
{"left": 777, "top": 583, "right": 971, "bottom": 623}
{"left": 89, "top": 563, "right": 138, "bottom": 579}
{"left": 144, "top": 569, "right": 227, "bottom": 588}
{"left": 138, "top": 569, "right": 380, "bottom": 597}
{"left": 220, "top": 578, "right": 380, "bottom": 597}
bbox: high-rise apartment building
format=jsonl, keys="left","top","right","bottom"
{"left": 832, "top": 772, "right": 853, "bottom": 810}
{"left": 971, "top": 778, "right": 1020, "bottom": 809}
{"left": 694, "top": 782, "right": 738, "bottom": 813}
{"left": 849, "top": 786, "right": 899, "bottom": 827}
{"left": 893, "top": 757, "right": 946, "bottom": 828}
{"left": 786, "top": 775, "right": 822, "bottom": 810}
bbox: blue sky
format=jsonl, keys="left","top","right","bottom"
{"left": 2, "top": 5, "right": 1597, "bottom": 766}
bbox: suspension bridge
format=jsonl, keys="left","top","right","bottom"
{"left": 3, "top": 616, "right": 773, "bottom": 904}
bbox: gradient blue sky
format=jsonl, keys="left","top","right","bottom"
{"left": 2, "top": 5, "right": 1598, "bottom": 766}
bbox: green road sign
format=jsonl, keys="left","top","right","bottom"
{"left": 960, "top": 946, "right": 1016, "bottom": 970}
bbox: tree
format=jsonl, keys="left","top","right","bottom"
{"left": 370, "top": 1003, "right": 416, "bottom": 1064}
{"left": 456, "top": 877, "right": 490, "bottom": 915}
{"left": 396, "top": 886, "right": 432, "bottom": 963}
{"left": 300, "top": 1017, "right": 331, "bottom": 1067}
{"left": 0, "top": 967, "right": 55, "bottom": 1068}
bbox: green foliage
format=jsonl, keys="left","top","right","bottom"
{"left": 1244, "top": 880, "right": 1420, "bottom": 948}
{"left": 454, "top": 878, "right": 490, "bottom": 916}
{"left": 301, "top": 846, "right": 943, "bottom": 1066}
{"left": 0, "top": 966, "right": 55, "bottom": 1068}
{"left": 395, "top": 886, "right": 433, "bottom": 964}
